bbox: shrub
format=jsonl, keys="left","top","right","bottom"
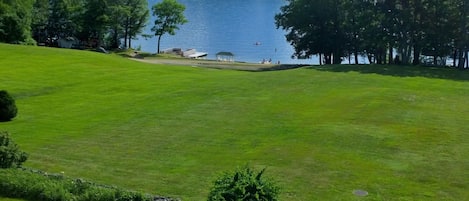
{"left": 0, "top": 90, "right": 17, "bottom": 122}
{"left": 0, "top": 131, "right": 28, "bottom": 168}
{"left": 0, "top": 168, "right": 160, "bottom": 201}
{"left": 207, "top": 166, "right": 280, "bottom": 201}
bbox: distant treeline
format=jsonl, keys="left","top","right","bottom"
{"left": 276, "top": 0, "right": 469, "bottom": 67}
{"left": 0, "top": 0, "right": 149, "bottom": 49}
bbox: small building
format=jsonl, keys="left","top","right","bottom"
{"left": 57, "top": 37, "right": 79, "bottom": 48}
{"left": 216, "top": 52, "right": 235, "bottom": 62}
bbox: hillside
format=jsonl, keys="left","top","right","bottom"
{"left": 1, "top": 43, "right": 468, "bottom": 200}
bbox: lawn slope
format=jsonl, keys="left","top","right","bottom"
{"left": 1, "top": 43, "right": 468, "bottom": 200}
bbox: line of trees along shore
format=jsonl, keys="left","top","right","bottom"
{"left": 276, "top": 0, "right": 469, "bottom": 68}
{"left": 1, "top": 0, "right": 149, "bottom": 49}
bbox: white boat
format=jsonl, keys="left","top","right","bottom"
{"left": 183, "top": 49, "right": 207, "bottom": 59}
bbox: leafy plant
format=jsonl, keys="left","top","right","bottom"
{"left": 0, "top": 131, "right": 28, "bottom": 168}
{"left": 207, "top": 166, "right": 280, "bottom": 201}
{"left": 0, "top": 90, "right": 17, "bottom": 122}
{"left": 0, "top": 168, "right": 170, "bottom": 201}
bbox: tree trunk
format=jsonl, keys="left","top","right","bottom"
{"left": 112, "top": 27, "right": 119, "bottom": 49}
{"left": 412, "top": 44, "right": 420, "bottom": 65}
{"left": 453, "top": 50, "right": 457, "bottom": 67}
{"left": 333, "top": 52, "right": 341, "bottom": 64}
{"left": 388, "top": 46, "right": 393, "bottom": 65}
{"left": 124, "top": 17, "right": 129, "bottom": 49}
{"left": 354, "top": 51, "right": 359, "bottom": 64}
{"left": 457, "top": 49, "right": 465, "bottom": 68}
{"left": 319, "top": 54, "right": 322, "bottom": 65}
{"left": 324, "top": 53, "right": 332, "bottom": 64}
{"left": 157, "top": 35, "right": 163, "bottom": 54}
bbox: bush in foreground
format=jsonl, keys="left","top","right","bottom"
{"left": 0, "top": 168, "right": 179, "bottom": 201}
{"left": 0, "top": 90, "right": 17, "bottom": 122}
{"left": 207, "top": 166, "right": 280, "bottom": 201}
{"left": 0, "top": 131, "right": 28, "bottom": 168}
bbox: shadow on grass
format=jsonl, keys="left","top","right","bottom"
{"left": 307, "top": 64, "right": 469, "bottom": 81}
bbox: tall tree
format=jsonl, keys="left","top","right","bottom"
{"left": 419, "top": 0, "right": 456, "bottom": 65}
{"left": 31, "top": 0, "right": 49, "bottom": 44}
{"left": 107, "top": 0, "right": 128, "bottom": 49}
{"left": 0, "top": 0, "right": 35, "bottom": 44}
{"left": 81, "top": 0, "right": 109, "bottom": 47}
{"left": 47, "top": 0, "right": 77, "bottom": 45}
{"left": 454, "top": 0, "right": 469, "bottom": 68}
{"left": 275, "top": 0, "right": 346, "bottom": 64}
{"left": 125, "top": 0, "right": 149, "bottom": 49}
{"left": 151, "top": 0, "right": 187, "bottom": 54}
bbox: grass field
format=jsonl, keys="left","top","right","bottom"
{"left": 1, "top": 43, "right": 468, "bottom": 200}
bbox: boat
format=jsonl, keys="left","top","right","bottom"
{"left": 183, "top": 49, "right": 208, "bottom": 59}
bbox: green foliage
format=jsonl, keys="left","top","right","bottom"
{"left": 0, "top": 168, "right": 163, "bottom": 201}
{"left": 0, "top": 90, "right": 17, "bottom": 122}
{"left": 208, "top": 166, "right": 280, "bottom": 201}
{"left": 151, "top": 0, "right": 188, "bottom": 53}
{"left": 0, "top": 131, "right": 28, "bottom": 168}
{"left": 276, "top": 0, "right": 469, "bottom": 66}
{"left": 0, "top": 0, "right": 35, "bottom": 44}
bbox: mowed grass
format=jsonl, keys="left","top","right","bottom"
{"left": 1, "top": 43, "right": 468, "bottom": 200}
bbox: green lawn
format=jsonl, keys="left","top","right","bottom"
{"left": 1, "top": 43, "right": 468, "bottom": 200}
{"left": 0, "top": 198, "right": 26, "bottom": 201}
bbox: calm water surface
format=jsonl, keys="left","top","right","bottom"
{"left": 135, "top": 0, "right": 318, "bottom": 64}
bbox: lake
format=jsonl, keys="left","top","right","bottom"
{"left": 134, "top": 0, "right": 319, "bottom": 64}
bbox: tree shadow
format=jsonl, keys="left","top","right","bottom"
{"left": 307, "top": 64, "right": 469, "bottom": 82}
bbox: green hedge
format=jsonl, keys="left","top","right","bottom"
{"left": 0, "top": 168, "right": 179, "bottom": 201}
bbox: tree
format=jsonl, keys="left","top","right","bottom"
{"left": 0, "top": 0, "right": 35, "bottom": 44}
{"left": 81, "top": 0, "right": 109, "bottom": 47}
{"left": 453, "top": 0, "right": 469, "bottom": 68}
{"left": 0, "top": 90, "right": 17, "bottom": 122}
{"left": 107, "top": 0, "right": 149, "bottom": 49}
{"left": 0, "top": 131, "right": 28, "bottom": 168}
{"left": 207, "top": 166, "right": 280, "bottom": 201}
{"left": 125, "top": 0, "right": 149, "bottom": 49}
{"left": 275, "top": 0, "right": 346, "bottom": 64}
{"left": 151, "top": 0, "right": 187, "bottom": 54}
{"left": 31, "top": 0, "right": 49, "bottom": 44}
{"left": 47, "top": 0, "right": 74, "bottom": 44}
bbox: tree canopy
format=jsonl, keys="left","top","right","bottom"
{"left": 276, "top": 0, "right": 469, "bottom": 68}
{"left": 151, "top": 0, "right": 188, "bottom": 54}
{"left": 0, "top": 0, "right": 35, "bottom": 44}
{"left": 2, "top": 0, "right": 149, "bottom": 49}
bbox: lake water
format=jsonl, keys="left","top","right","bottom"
{"left": 134, "top": 0, "right": 319, "bottom": 64}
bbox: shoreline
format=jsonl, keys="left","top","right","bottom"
{"left": 129, "top": 57, "right": 307, "bottom": 72}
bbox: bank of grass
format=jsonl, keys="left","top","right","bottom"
{"left": 1, "top": 43, "right": 468, "bottom": 200}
